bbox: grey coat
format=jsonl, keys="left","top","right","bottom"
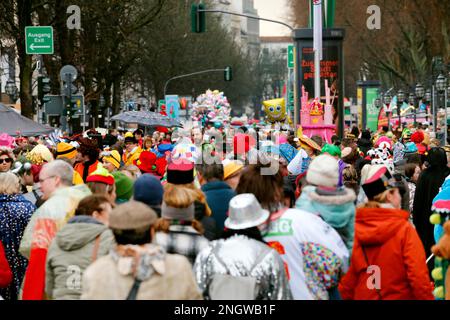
{"left": 45, "top": 216, "right": 115, "bottom": 300}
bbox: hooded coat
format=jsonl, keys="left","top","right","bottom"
{"left": 413, "top": 147, "right": 450, "bottom": 266}
{"left": 295, "top": 186, "right": 356, "bottom": 254}
{"left": 201, "top": 181, "right": 236, "bottom": 235}
{"left": 339, "top": 206, "right": 434, "bottom": 300}
{"left": 19, "top": 184, "right": 92, "bottom": 300}
{"left": 45, "top": 216, "right": 115, "bottom": 300}
{"left": 81, "top": 244, "right": 202, "bottom": 300}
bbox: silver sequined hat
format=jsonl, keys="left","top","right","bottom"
{"left": 224, "top": 193, "right": 270, "bottom": 230}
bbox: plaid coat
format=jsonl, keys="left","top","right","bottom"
{"left": 155, "top": 225, "right": 209, "bottom": 265}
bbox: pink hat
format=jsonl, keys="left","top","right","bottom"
{"left": 375, "top": 136, "right": 392, "bottom": 150}
{"left": 0, "top": 133, "right": 15, "bottom": 149}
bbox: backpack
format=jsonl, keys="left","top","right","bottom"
{"left": 208, "top": 245, "right": 269, "bottom": 300}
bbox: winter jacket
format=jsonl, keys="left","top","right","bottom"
{"left": 201, "top": 181, "right": 236, "bottom": 233}
{"left": 46, "top": 216, "right": 115, "bottom": 300}
{"left": 0, "top": 241, "right": 12, "bottom": 289}
{"left": 81, "top": 245, "right": 202, "bottom": 300}
{"left": 22, "top": 184, "right": 43, "bottom": 207}
{"left": 295, "top": 186, "right": 356, "bottom": 254}
{"left": 122, "top": 146, "right": 142, "bottom": 167}
{"left": 155, "top": 224, "right": 210, "bottom": 265}
{"left": 413, "top": 147, "right": 450, "bottom": 265}
{"left": 194, "top": 235, "right": 292, "bottom": 300}
{"left": 194, "top": 201, "right": 217, "bottom": 241}
{"left": 261, "top": 208, "right": 349, "bottom": 300}
{"left": 339, "top": 205, "right": 434, "bottom": 300}
{"left": 357, "top": 138, "right": 372, "bottom": 156}
{"left": 74, "top": 160, "right": 100, "bottom": 182}
{"left": 0, "top": 194, "right": 35, "bottom": 300}
{"left": 19, "top": 184, "right": 92, "bottom": 300}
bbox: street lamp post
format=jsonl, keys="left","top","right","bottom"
{"left": 425, "top": 88, "right": 432, "bottom": 123}
{"left": 415, "top": 83, "right": 425, "bottom": 127}
{"left": 384, "top": 94, "right": 392, "bottom": 132}
{"left": 409, "top": 92, "right": 416, "bottom": 126}
{"left": 436, "top": 74, "right": 447, "bottom": 143}
{"left": 397, "top": 89, "right": 405, "bottom": 129}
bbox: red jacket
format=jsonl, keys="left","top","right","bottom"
{"left": 0, "top": 241, "right": 12, "bottom": 288}
{"left": 339, "top": 206, "right": 434, "bottom": 300}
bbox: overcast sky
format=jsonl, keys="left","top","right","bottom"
{"left": 254, "top": 0, "right": 291, "bottom": 37}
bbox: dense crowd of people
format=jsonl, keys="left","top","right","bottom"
{"left": 0, "top": 122, "right": 449, "bottom": 300}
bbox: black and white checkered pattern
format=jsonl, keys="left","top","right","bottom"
{"left": 155, "top": 225, "right": 209, "bottom": 265}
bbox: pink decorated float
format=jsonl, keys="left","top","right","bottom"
{"left": 300, "top": 80, "right": 336, "bottom": 143}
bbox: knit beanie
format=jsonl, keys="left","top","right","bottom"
{"left": 161, "top": 201, "right": 195, "bottom": 221}
{"left": 56, "top": 142, "right": 77, "bottom": 159}
{"left": 86, "top": 165, "right": 115, "bottom": 185}
{"left": 112, "top": 171, "right": 134, "bottom": 202}
{"left": 102, "top": 150, "right": 121, "bottom": 169}
{"left": 306, "top": 154, "right": 339, "bottom": 188}
{"left": 134, "top": 174, "right": 164, "bottom": 206}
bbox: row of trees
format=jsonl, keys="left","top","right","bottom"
{"left": 0, "top": 0, "right": 284, "bottom": 121}
{"left": 288, "top": 0, "right": 449, "bottom": 96}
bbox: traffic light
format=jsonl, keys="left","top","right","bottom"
{"left": 191, "top": 3, "right": 206, "bottom": 33}
{"left": 38, "top": 76, "right": 51, "bottom": 104}
{"left": 224, "top": 66, "right": 232, "bottom": 81}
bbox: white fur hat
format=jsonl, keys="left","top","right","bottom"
{"left": 306, "top": 154, "right": 339, "bottom": 188}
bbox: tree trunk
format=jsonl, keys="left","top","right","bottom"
{"left": 17, "top": 0, "right": 33, "bottom": 119}
{"left": 112, "top": 77, "right": 121, "bottom": 115}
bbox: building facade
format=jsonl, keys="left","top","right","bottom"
{"left": 213, "top": 0, "right": 260, "bottom": 58}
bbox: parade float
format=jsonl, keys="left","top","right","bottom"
{"left": 300, "top": 79, "right": 336, "bottom": 143}
{"left": 191, "top": 89, "right": 231, "bottom": 127}
{"left": 262, "top": 98, "right": 289, "bottom": 127}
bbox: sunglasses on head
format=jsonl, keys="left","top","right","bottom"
{"left": 0, "top": 158, "right": 13, "bottom": 164}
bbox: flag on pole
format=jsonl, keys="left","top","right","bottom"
{"left": 313, "top": 0, "right": 323, "bottom": 60}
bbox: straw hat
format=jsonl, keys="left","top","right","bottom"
{"left": 223, "top": 159, "right": 244, "bottom": 180}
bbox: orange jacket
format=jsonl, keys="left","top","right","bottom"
{"left": 339, "top": 206, "right": 434, "bottom": 300}
{"left": 74, "top": 160, "right": 99, "bottom": 182}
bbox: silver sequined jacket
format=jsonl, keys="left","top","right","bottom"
{"left": 193, "top": 235, "right": 292, "bottom": 300}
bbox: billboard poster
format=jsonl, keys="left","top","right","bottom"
{"left": 165, "top": 95, "right": 180, "bottom": 120}
{"left": 366, "top": 87, "right": 380, "bottom": 132}
{"left": 300, "top": 45, "right": 340, "bottom": 124}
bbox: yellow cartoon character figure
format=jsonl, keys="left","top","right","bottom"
{"left": 263, "top": 98, "right": 286, "bottom": 123}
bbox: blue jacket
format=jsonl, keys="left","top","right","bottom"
{"left": 201, "top": 181, "right": 236, "bottom": 233}
{"left": 295, "top": 186, "right": 356, "bottom": 255}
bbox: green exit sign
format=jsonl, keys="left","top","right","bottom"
{"left": 287, "top": 44, "right": 294, "bottom": 69}
{"left": 25, "top": 26, "right": 54, "bottom": 54}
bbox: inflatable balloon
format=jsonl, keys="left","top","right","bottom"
{"left": 263, "top": 98, "right": 286, "bottom": 123}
